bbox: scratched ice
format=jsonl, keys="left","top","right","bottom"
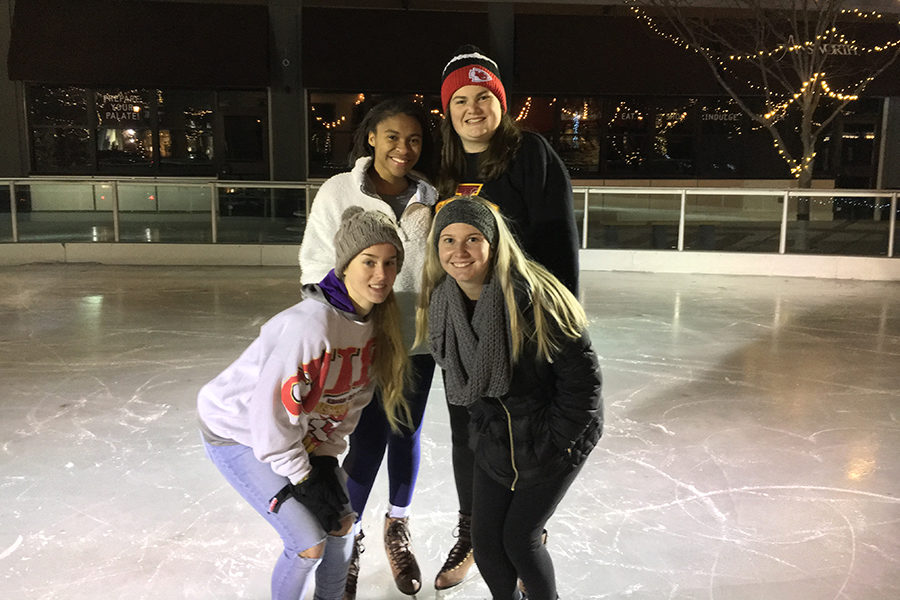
{"left": 1, "top": 265, "right": 898, "bottom": 599}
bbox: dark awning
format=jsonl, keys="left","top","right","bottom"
{"left": 7, "top": 0, "right": 269, "bottom": 88}
{"left": 302, "top": 7, "right": 489, "bottom": 92}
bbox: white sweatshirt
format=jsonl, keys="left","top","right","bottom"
{"left": 197, "top": 288, "right": 376, "bottom": 484}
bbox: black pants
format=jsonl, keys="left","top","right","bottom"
{"left": 446, "top": 399, "right": 475, "bottom": 514}
{"left": 471, "top": 462, "right": 581, "bottom": 600}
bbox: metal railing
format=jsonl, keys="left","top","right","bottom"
{"left": 1, "top": 176, "right": 897, "bottom": 257}
{"left": 573, "top": 186, "right": 898, "bottom": 257}
{"left": 1, "top": 176, "right": 323, "bottom": 244}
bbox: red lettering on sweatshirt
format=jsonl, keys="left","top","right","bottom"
{"left": 280, "top": 337, "right": 376, "bottom": 419}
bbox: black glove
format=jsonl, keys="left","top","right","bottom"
{"left": 268, "top": 455, "right": 348, "bottom": 532}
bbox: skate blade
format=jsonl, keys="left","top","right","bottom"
{"left": 433, "top": 568, "right": 480, "bottom": 598}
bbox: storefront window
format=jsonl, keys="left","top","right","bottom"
{"left": 696, "top": 98, "right": 745, "bottom": 178}
{"left": 550, "top": 97, "right": 601, "bottom": 177}
{"left": 31, "top": 127, "right": 93, "bottom": 172}
{"left": 308, "top": 92, "right": 374, "bottom": 177}
{"left": 25, "top": 85, "right": 262, "bottom": 177}
{"left": 28, "top": 86, "right": 93, "bottom": 172}
{"left": 650, "top": 98, "right": 696, "bottom": 176}
{"left": 605, "top": 98, "right": 651, "bottom": 177}
{"left": 224, "top": 116, "right": 263, "bottom": 162}
{"left": 96, "top": 89, "right": 154, "bottom": 169}
{"left": 159, "top": 90, "right": 215, "bottom": 169}
{"left": 29, "top": 85, "right": 90, "bottom": 126}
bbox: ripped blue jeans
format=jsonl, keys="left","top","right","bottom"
{"left": 203, "top": 438, "right": 354, "bottom": 600}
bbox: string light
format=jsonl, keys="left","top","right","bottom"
{"left": 310, "top": 106, "right": 348, "bottom": 130}
{"left": 630, "top": 3, "right": 898, "bottom": 61}
{"left": 609, "top": 101, "right": 644, "bottom": 126}
{"left": 515, "top": 96, "right": 532, "bottom": 122}
{"left": 626, "top": 1, "right": 898, "bottom": 179}
{"left": 628, "top": 2, "right": 898, "bottom": 94}
{"left": 606, "top": 101, "right": 647, "bottom": 166}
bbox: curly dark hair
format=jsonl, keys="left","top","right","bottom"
{"left": 349, "top": 97, "right": 436, "bottom": 181}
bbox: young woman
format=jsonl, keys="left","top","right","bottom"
{"left": 299, "top": 98, "right": 438, "bottom": 597}
{"left": 198, "top": 207, "right": 409, "bottom": 600}
{"left": 433, "top": 45, "right": 583, "bottom": 589}
{"left": 416, "top": 196, "right": 603, "bottom": 600}
{"left": 438, "top": 44, "right": 579, "bottom": 293}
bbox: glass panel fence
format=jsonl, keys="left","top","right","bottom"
{"left": 116, "top": 184, "right": 214, "bottom": 243}
{"left": 573, "top": 191, "right": 585, "bottom": 247}
{"left": 584, "top": 190, "right": 681, "bottom": 250}
{"left": 786, "top": 195, "right": 894, "bottom": 256}
{"left": 0, "top": 186, "right": 13, "bottom": 242}
{"left": 1, "top": 179, "right": 896, "bottom": 259}
{"left": 216, "top": 187, "right": 308, "bottom": 244}
{"left": 682, "top": 192, "right": 783, "bottom": 253}
{"left": 19, "top": 183, "right": 115, "bottom": 242}
{"left": 894, "top": 205, "right": 899, "bottom": 259}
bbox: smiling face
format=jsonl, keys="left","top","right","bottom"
{"left": 438, "top": 222, "right": 492, "bottom": 300}
{"left": 342, "top": 243, "right": 399, "bottom": 316}
{"left": 448, "top": 85, "right": 503, "bottom": 153}
{"left": 367, "top": 114, "right": 423, "bottom": 188}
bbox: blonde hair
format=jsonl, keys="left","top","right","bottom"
{"left": 415, "top": 195, "right": 587, "bottom": 362}
{"left": 370, "top": 292, "right": 411, "bottom": 432}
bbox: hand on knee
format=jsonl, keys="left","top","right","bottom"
{"left": 299, "top": 540, "right": 326, "bottom": 559}
{"left": 329, "top": 513, "right": 356, "bottom": 536}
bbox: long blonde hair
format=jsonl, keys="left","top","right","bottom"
{"left": 370, "top": 292, "right": 411, "bottom": 432}
{"left": 415, "top": 195, "right": 587, "bottom": 362}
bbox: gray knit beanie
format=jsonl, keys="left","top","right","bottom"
{"left": 433, "top": 196, "right": 498, "bottom": 248}
{"left": 334, "top": 206, "right": 404, "bottom": 279}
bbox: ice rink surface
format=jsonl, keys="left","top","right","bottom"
{"left": 1, "top": 265, "right": 898, "bottom": 599}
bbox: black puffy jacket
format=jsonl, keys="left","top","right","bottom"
{"left": 467, "top": 316, "right": 603, "bottom": 490}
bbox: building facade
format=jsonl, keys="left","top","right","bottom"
{"left": 3, "top": 0, "right": 899, "bottom": 189}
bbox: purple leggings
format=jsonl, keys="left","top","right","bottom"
{"left": 342, "top": 353, "right": 435, "bottom": 517}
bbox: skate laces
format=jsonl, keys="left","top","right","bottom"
{"left": 385, "top": 519, "right": 415, "bottom": 571}
{"left": 440, "top": 531, "right": 472, "bottom": 571}
{"left": 345, "top": 531, "right": 365, "bottom": 597}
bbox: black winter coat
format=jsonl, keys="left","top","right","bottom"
{"left": 467, "top": 313, "right": 603, "bottom": 490}
{"left": 459, "top": 131, "right": 580, "bottom": 294}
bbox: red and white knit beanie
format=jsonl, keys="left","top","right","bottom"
{"left": 440, "top": 44, "right": 507, "bottom": 113}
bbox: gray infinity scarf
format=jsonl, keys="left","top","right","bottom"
{"left": 428, "top": 276, "right": 511, "bottom": 406}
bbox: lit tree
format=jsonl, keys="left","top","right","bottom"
{"left": 629, "top": 0, "right": 900, "bottom": 193}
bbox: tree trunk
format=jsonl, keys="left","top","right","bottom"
{"left": 793, "top": 158, "right": 814, "bottom": 251}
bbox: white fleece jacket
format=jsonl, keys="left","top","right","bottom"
{"left": 299, "top": 156, "right": 438, "bottom": 352}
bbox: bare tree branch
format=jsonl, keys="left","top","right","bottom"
{"left": 630, "top": 0, "right": 900, "bottom": 187}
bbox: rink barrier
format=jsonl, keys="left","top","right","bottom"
{"left": 1, "top": 177, "right": 898, "bottom": 277}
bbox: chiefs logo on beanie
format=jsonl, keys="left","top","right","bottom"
{"left": 441, "top": 44, "right": 507, "bottom": 112}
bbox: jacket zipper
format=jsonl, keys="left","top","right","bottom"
{"left": 498, "top": 399, "right": 519, "bottom": 490}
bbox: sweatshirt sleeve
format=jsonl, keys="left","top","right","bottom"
{"left": 299, "top": 180, "right": 342, "bottom": 284}
{"left": 246, "top": 319, "right": 319, "bottom": 484}
{"left": 520, "top": 133, "right": 581, "bottom": 294}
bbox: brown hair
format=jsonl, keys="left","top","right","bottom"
{"left": 437, "top": 112, "right": 522, "bottom": 198}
